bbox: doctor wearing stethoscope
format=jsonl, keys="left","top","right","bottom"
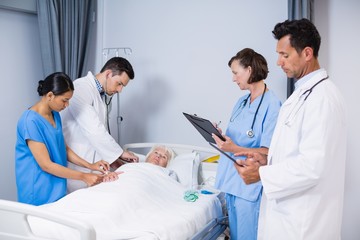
{"left": 61, "top": 57, "right": 139, "bottom": 193}
{"left": 234, "top": 19, "right": 347, "bottom": 240}
{"left": 212, "top": 48, "right": 282, "bottom": 240}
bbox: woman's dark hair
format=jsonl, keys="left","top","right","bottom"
{"left": 37, "top": 72, "right": 74, "bottom": 96}
{"left": 228, "top": 48, "right": 269, "bottom": 84}
{"left": 100, "top": 57, "right": 135, "bottom": 79}
{"left": 272, "top": 18, "right": 321, "bottom": 58}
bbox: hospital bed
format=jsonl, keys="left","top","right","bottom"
{"left": 0, "top": 143, "right": 228, "bottom": 240}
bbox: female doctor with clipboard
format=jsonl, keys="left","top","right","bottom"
{"left": 212, "top": 48, "right": 281, "bottom": 240}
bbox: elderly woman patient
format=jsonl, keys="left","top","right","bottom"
{"left": 144, "top": 145, "right": 178, "bottom": 181}
{"left": 104, "top": 145, "right": 179, "bottom": 182}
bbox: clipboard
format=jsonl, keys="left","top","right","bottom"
{"left": 183, "top": 112, "right": 242, "bottom": 166}
{"left": 183, "top": 112, "right": 225, "bottom": 144}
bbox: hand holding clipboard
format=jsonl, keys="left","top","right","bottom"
{"left": 183, "top": 112, "right": 243, "bottom": 166}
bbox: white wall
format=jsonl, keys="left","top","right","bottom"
{"left": 315, "top": 0, "right": 360, "bottom": 238}
{"left": 0, "top": 8, "right": 42, "bottom": 200}
{"left": 98, "top": 0, "right": 288, "bottom": 148}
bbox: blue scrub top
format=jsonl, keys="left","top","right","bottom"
{"left": 15, "top": 110, "right": 67, "bottom": 206}
{"left": 215, "top": 90, "right": 281, "bottom": 201}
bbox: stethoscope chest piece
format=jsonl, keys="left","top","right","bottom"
{"left": 246, "top": 129, "right": 255, "bottom": 138}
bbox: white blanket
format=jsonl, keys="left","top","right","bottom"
{"left": 29, "top": 163, "right": 223, "bottom": 240}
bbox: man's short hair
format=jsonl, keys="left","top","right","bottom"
{"left": 272, "top": 18, "right": 321, "bottom": 58}
{"left": 101, "top": 57, "right": 135, "bottom": 79}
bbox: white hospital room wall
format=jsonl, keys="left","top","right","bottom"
{"left": 0, "top": 0, "right": 359, "bottom": 238}
{"left": 0, "top": 6, "right": 42, "bottom": 202}
{"left": 98, "top": 0, "right": 288, "bottom": 147}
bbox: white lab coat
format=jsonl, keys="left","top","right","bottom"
{"left": 258, "top": 69, "right": 347, "bottom": 240}
{"left": 61, "top": 72, "right": 123, "bottom": 192}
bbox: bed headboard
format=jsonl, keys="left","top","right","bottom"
{"left": 123, "top": 142, "right": 218, "bottom": 156}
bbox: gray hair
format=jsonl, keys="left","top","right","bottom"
{"left": 145, "top": 145, "right": 175, "bottom": 162}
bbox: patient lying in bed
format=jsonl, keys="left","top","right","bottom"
{"left": 29, "top": 156, "right": 223, "bottom": 240}
{"left": 104, "top": 145, "right": 179, "bottom": 182}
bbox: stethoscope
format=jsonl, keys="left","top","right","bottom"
{"left": 302, "top": 76, "right": 329, "bottom": 100}
{"left": 230, "top": 83, "right": 267, "bottom": 138}
{"left": 94, "top": 75, "right": 114, "bottom": 133}
{"left": 284, "top": 76, "right": 329, "bottom": 126}
{"left": 104, "top": 94, "right": 113, "bottom": 133}
{"left": 99, "top": 76, "right": 114, "bottom": 134}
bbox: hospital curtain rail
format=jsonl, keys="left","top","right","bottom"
{"left": 36, "top": 0, "right": 96, "bottom": 80}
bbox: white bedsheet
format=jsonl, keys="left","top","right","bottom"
{"left": 29, "top": 163, "right": 223, "bottom": 240}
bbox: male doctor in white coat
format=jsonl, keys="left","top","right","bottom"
{"left": 234, "top": 19, "right": 347, "bottom": 239}
{"left": 61, "top": 57, "right": 139, "bottom": 193}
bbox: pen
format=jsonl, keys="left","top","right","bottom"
{"left": 216, "top": 121, "right": 221, "bottom": 128}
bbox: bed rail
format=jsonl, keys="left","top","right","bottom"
{"left": 191, "top": 216, "right": 228, "bottom": 240}
{"left": 0, "top": 199, "right": 96, "bottom": 240}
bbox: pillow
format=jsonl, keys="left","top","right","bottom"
{"left": 136, "top": 154, "right": 146, "bottom": 162}
{"left": 166, "top": 152, "right": 201, "bottom": 189}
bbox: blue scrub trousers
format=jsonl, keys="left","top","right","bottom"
{"left": 226, "top": 192, "right": 261, "bottom": 240}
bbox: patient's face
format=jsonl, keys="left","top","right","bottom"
{"left": 146, "top": 148, "right": 169, "bottom": 167}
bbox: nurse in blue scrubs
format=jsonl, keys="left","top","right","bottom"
{"left": 213, "top": 48, "right": 281, "bottom": 240}
{"left": 15, "top": 72, "right": 117, "bottom": 206}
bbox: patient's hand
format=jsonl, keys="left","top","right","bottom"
{"left": 103, "top": 172, "right": 122, "bottom": 182}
